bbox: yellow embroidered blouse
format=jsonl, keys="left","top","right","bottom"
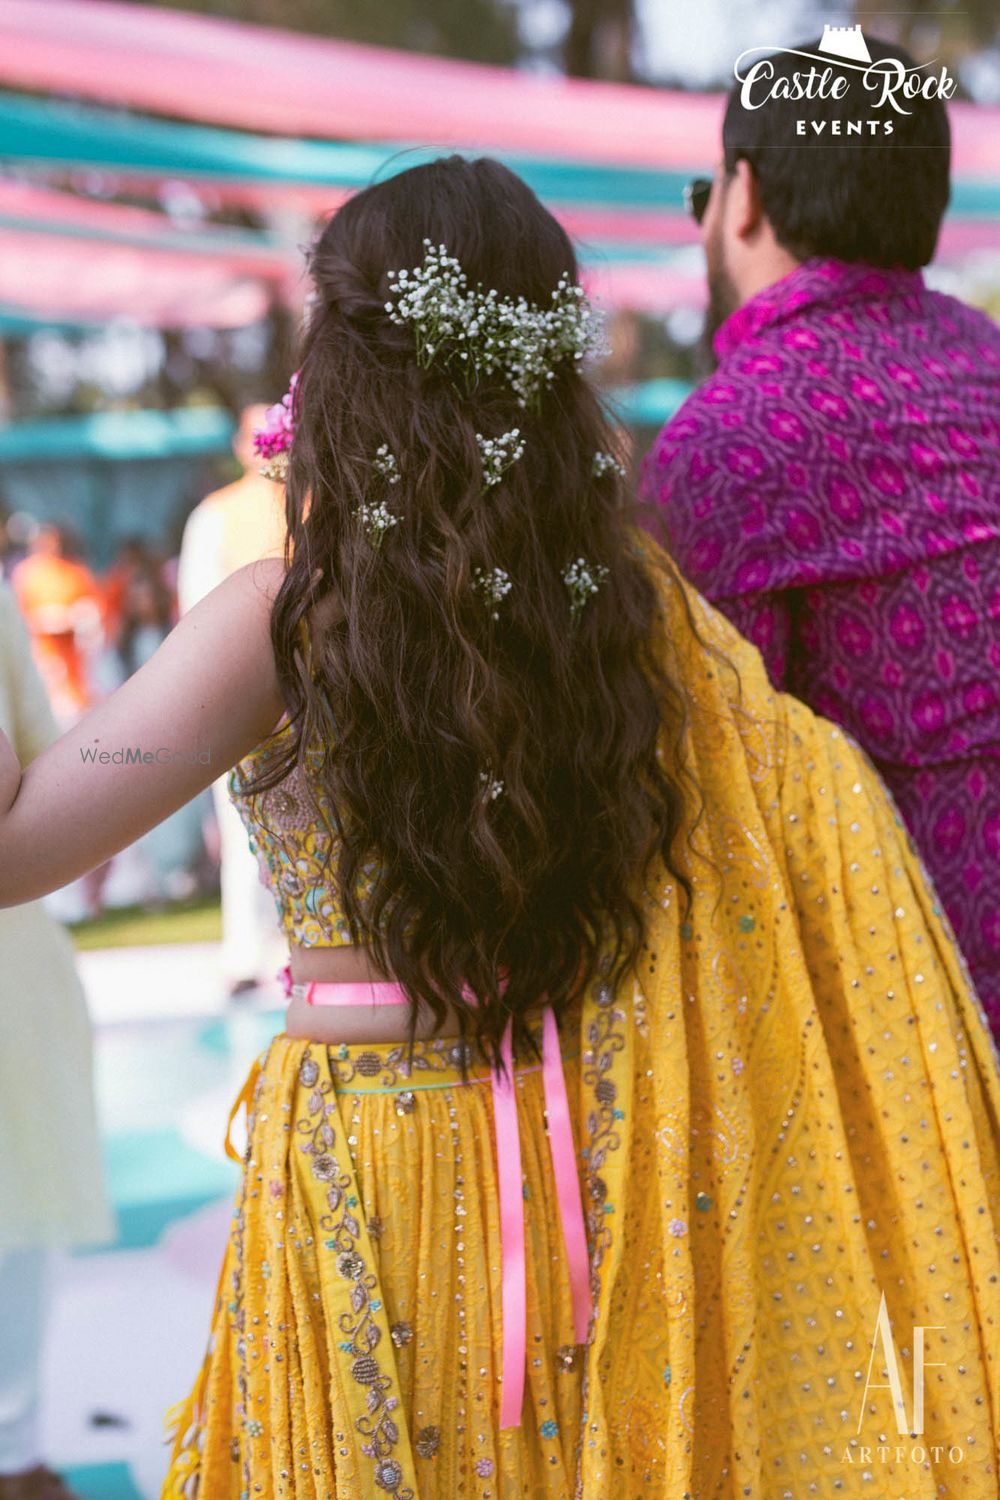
{"left": 227, "top": 722, "right": 379, "bottom": 948}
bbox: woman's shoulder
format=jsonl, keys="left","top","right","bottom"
{"left": 236, "top": 554, "right": 287, "bottom": 604}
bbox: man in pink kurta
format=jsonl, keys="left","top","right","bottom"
{"left": 641, "top": 37, "right": 1000, "bottom": 1036}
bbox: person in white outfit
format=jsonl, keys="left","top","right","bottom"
{"left": 177, "top": 407, "right": 287, "bottom": 995}
{"left": 0, "top": 582, "right": 114, "bottom": 1500}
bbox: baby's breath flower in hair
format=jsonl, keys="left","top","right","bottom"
{"left": 593, "top": 450, "right": 626, "bottom": 479}
{"left": 476, "top": 429, "right": 524, "bottom": 489}
{"left": 562, "top": 556, "right": 609, "bottom": 623}
{"left": 373, "top": 443, "right": 401, "bottom": 485}
{"left": 385, "top": 242, "right": 473, "bottom": 375}
{"left": 496, "top": 272, "right": 605, "bottom": 409}
{"left": 478, "top": 770, "right": 505, "bottom": 801}
{"left": 354, "top": 500, "right": 399, "bottom": 548}
{"left": 385, "top": 240, "right": 604, "bottom": 411}
{"left": 473, "top": 565, "right": 513, "bottom": 620}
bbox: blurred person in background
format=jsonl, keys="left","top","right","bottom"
{"left": 103, "top": 547, "right": 212, "bottom": 907}
{"left": 115, "top": 552, "right": 174, "bottom": 679}
{"left": 11, "top": 522, "right": 104, "bottom": 725}
{"left": 1, "top": 514, "right": 38, "bottom": 584}
{"left": 0, "top": 499, "right": 13, "bottom": 582}
{"left": 160, "top": 524, "right": 182, "bottom": 630}
{"left": 100, "top": 535, "right": 153, "bottom": 655}
{"left": 0, "top": 580, "right": 113, "bottom": 1500}
{"left": 178, "top": 405, "right": 286, "bottom": 997}
{"left": 12, "top": 522, "right": 111, "bottom": 918}
{"left": 642, "top": 36, "right": 1000, "bottom": 1038}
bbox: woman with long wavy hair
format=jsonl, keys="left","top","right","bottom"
{"left": 1, "top": 158, "right": 998, "bottom": 1500}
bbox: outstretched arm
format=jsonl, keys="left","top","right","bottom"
{"left": 0, "top": 557, "right": 286, "bottom": 906}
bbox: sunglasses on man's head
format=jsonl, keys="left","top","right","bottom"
{"left": 684, "top": 177, "right": 713, "bottom": 226}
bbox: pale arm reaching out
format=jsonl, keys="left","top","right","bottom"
{"left": 0, "top": 557, "right": 286, "bottom": 907}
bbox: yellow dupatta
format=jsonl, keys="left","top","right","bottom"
{"left": 573, "top": 531, "right": 1000, "bottom": 1498}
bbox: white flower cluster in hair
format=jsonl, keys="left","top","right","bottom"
{"left": 354, "top": 499, "right": 399, "bottom": 547}
{"left": 473, "top": 565, "right": 513, "bottom": 620}
{"left": 562, "top": 556, "right": 609, "bottom": 621}
{"left": 478, "top": 770, "right": 505, "bottom": 800}
{"left": 374, "top": 443, "right": 401, "bottom": 484}
{"left": 385, "top": 240, "right": 605, "bottom": 410}
{"left": 259, "top": 451, "right": 289, "bottom": 483}
{"left": 593, "top": 450, "right": 626, "bottom": 479}
{"left": 385, "top": 242, "right": 471, "bottom": 369}
{"left": 494, "top": 272, "right": 605, "bottom": 408}
{"left": 476, "top": 429, "right": 524, "bottom": 489}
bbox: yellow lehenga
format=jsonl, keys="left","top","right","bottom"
{"left": 163, "top": 533, "right": 1000, "bottom": 1499}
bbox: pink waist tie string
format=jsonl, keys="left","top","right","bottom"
{"left": 279, "top": 964, "right": 591, "bottom": 1429}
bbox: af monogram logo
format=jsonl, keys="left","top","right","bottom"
{"left": 842, "top": 1292, "right": 964, "bottom": 1469}
{"left": 858, "top": 1291, "right": 942, "bottom": 1435}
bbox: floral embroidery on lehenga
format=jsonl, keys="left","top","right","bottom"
{"left": 294, "top": 1048, "right": 416, "bottom": 1499}
{"left": 329, "top": 1035, "right": 474, "bottom": 1089}
{"left": 580, "top": 965, "right": 629, "bottom": 1313}
{"left": 573, "top": 952, "right": 630, "bottom": 1497}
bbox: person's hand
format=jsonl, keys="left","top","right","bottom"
{"left": 0, "top": 725, "right": 22, "bottom": 812}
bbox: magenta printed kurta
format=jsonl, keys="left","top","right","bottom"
{"left": 640, "top": 257, "right": 1000, "bottom": 1036}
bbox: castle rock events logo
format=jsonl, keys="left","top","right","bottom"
{"left": 733, "top": 25, "right": 957, "bottom": 136}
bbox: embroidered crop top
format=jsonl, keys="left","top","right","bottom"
{"left": 226, "top": 718, "right": 384, "bottom": 947}
{"left": 227, "top": 604, "right": 385, "bottom": 947}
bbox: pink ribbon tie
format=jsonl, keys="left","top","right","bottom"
{"left": 489, "top": 1004, "right": 591, "bottom": 1429}
{"left": 286, "top": 967, "right": 591, "bottom": 1429}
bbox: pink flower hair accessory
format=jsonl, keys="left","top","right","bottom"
{"left": 252, "top": 371, "right": 299, "bottom": 481}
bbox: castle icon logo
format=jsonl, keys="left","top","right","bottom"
{"left": 732, "top": 25, "right": 956, "bottom": 123}
{"left": 817, "top": 24, "right": 872, "bottom": 65}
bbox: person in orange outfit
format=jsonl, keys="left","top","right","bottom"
{"left": 11, "top": 525, "right": 103, "bottom": 726}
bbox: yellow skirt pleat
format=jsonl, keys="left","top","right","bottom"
{"left": 163, "top": 1022, "right": 586, "bottom": 1499}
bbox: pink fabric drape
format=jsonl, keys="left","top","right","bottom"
{"left": 0, "top": 0, "right": 996, "bottom": 179}
{"left": 0, "top": 227, "right": 272, "bottom": 327}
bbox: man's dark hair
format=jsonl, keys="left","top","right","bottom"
{"left": 723, "top": 36, "right": 951, "bottom": 269}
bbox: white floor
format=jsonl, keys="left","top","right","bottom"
{"left": 37, "top": 940, "right": 287, "bottom": 1499}
{"left": 41, "top": 1202, "right": 232, "bottom": 1498}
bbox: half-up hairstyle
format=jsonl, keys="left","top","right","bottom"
{"left": 247, "top": 155, "right": 701, "bottom": 1079}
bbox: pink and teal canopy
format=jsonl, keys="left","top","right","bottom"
{"left": 0, "top": 0, "right": 996, "bottom": 328}
{"left": 1, "top": 0, "right": 998, "bottom": 177}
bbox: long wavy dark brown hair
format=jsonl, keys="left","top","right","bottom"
{"left": 246, "top": 155, "right": 703, "bottom": 1080}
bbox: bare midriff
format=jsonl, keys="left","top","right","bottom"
{"left": 283, "top": 941, "right": 549, "bottom": 1043}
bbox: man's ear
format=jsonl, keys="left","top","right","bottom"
{"left": 730, "top": 158, "right": 766, "bottom": 241}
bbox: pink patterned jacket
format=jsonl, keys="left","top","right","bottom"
{"left": 640, "top": 257, "right": 1000, "bottom": 1037}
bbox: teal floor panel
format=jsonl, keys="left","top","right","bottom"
{"left": 64, "top": 1463, "right": 145, "bottom": 1500}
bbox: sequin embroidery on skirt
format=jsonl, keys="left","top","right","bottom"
{"left": 162, "top": 1013, "right": 588, "bottom": 1499}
